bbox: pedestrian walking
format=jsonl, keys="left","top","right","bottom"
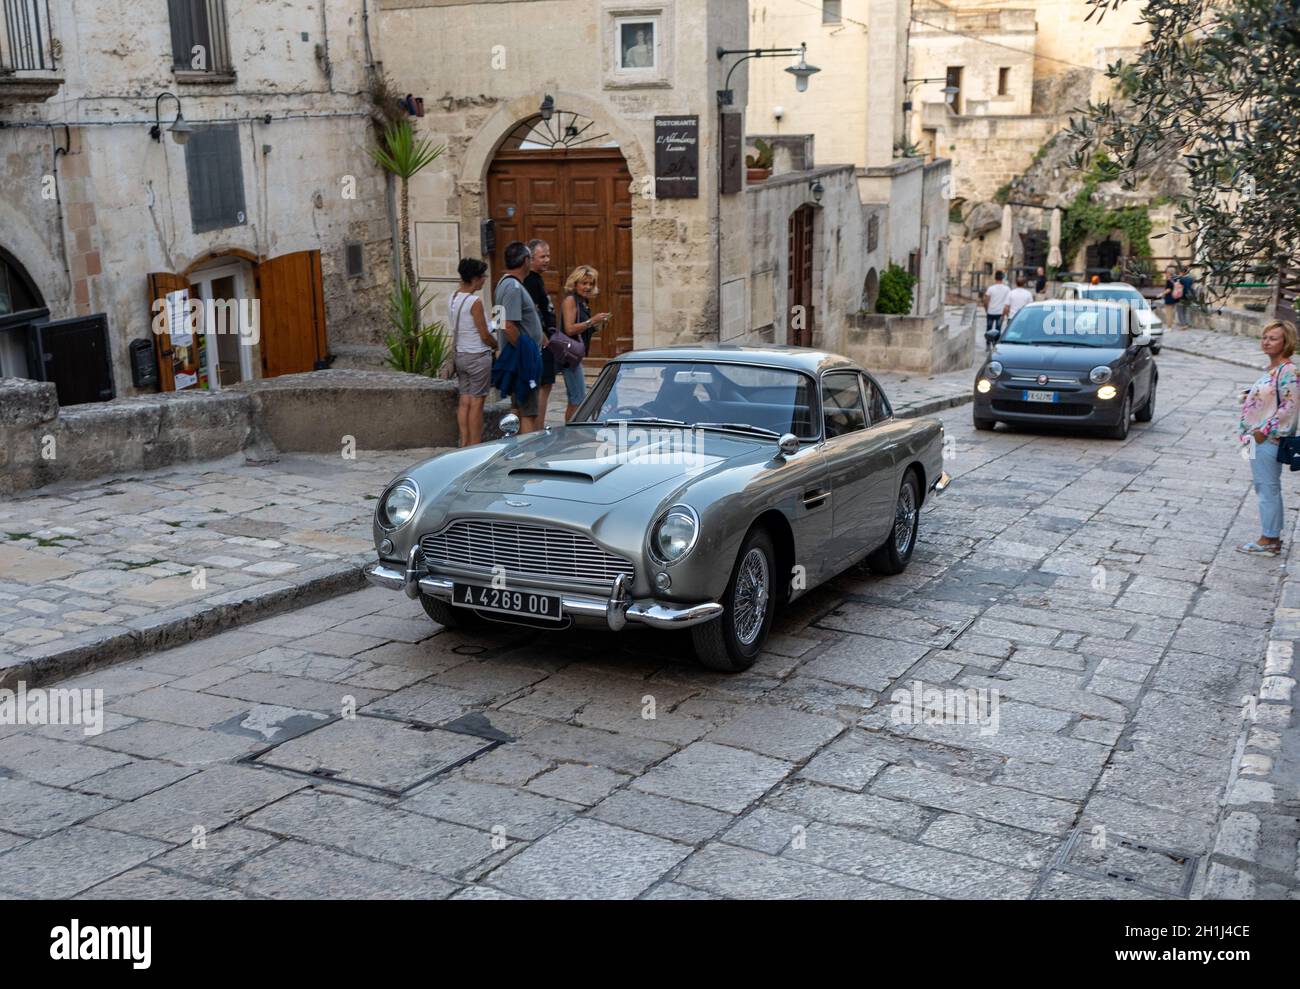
{"left": 558, "top": 265, "right": 611, "bottom": 421}
{"left": 1004, "top": 274, "right": 1034, "bottom": 324}
{"left": 1177, "top": 264, "right": 1196, "bottom": 327}
{"left": 1162, "top": 265, "right": 1181, "bottom": 329}
{"left": 1237, "top": 320, "right": 1300, "bottom": 556}
{"left": 523, "top": 239, "right": 559, "bottom": 422}
{"left": 492, "top": 241, "right": 545, "bottom": 433}
{"left": 449, "top": 257, "right": 498, "bottom": 447}
{"left": 983, "top": 271, "right": 1010, "bottom": 350}
{"left": 1033, "top": 266, "right": 1047, "bottom": 299}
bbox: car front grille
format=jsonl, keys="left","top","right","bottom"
{"left": 420, "top": 519, "right": 635, "bottom": 587}
{"left": 992, "top": 399, "right": 1094, "bottom": 417}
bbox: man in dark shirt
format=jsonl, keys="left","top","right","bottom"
{"left": 1034, "top": 266, "right": 1047, "bottom": 297}
{"left": 523, "top": 239, "right": 557, "bottom": 421}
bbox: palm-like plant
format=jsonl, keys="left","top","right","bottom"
{"left": 368, "top": 120, "right": 444, "bottom": 288}
{"left": 383, "top": 278, "right": 450, "bottom": 378}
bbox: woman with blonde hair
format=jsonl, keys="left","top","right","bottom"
{"left": 1238, "top": 319, "right": 1300, "bottom": 555}
{"left": 558, "top": 265, "right": 611, "bottom": 420}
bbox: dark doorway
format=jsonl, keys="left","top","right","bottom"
{"left": 787, "top": 205, "right": 815, "bottom": 347}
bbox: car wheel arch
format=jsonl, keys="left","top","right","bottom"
{"left": 748, "top": 509, "right": 796, "bottom": 605}
{"left": 904, "top": 461, "right": 926, "bottom": 507}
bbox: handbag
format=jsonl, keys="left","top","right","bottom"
{"left": 1263, "top": 361, "right": 1300, "bottom": 470}
{"left": 547, "top": 329, "right": 585, "bottom": 369}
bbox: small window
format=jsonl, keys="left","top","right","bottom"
{"left": 998, "top": 67, "right": 1010, "bottom": 96}
{"left": 345, "top": 242, "right": 365, "bottom": 279}
{"left": 823, "top": 1, "right": 843, "bottom": 24}
{"left": 822, "top": 372, "right": 866, "bottom": 438}
{"left": 945, "top": 66, "right": 963, "bottom": 113}
{"left": 862, "top": 374, "right": 892, "bottom": 424}
{"left": 184, "top": 124, "right": 247, "bottom": 233}
{"left": 168, "top": 0, "right": 231, "bottom": 73}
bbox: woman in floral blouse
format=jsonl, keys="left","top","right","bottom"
{"left": 1238, "top": 320, "right": 1300, "bottom": 555}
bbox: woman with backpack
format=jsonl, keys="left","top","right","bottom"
{"left": 557, "top": 265, "right": 611, "bottom": 421}
{"left": 1238, "top": 320, "right": 1300, "bottom": 555}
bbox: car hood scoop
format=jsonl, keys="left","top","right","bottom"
{"left": 466, "top": 428, "right": 761, "bottom": 504}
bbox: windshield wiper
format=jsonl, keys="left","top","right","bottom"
{"left": 1008, "top": 339, "right": 1100, "bottom": 347}
{"left": 695, "top": 422, "right": 780, "bottom": 436}
{"left": 601, "top": 417, "right": 689, "bottom": 427}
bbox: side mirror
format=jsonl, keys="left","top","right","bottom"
{"left": 500, "top": 413, "right": 520, "bottom": 436}
{"left": 1132, "top": 333, "right": 1152, "bottom": 348}
{"left": 777, "top": 433, "right": 800, "bottom": 459}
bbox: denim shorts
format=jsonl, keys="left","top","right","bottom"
{"left": 562, "top": 362, "right": 586, "bottom": 404}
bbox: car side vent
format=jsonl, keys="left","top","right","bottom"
{"left": 507, "top": 468, "right": 594, "bottom": 483}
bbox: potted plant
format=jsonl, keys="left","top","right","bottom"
{"left": 745, "top": 138, "right": 774, "bottom": 183}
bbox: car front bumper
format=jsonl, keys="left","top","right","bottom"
{"left": 362, "top": 561, "right": 724, "bottom": 632}
{"left": 974, "top": 383, "right": 1126, "bottom": 427}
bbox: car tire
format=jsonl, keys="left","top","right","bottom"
{"left": 419, "top": 593, "right": 486, "bottom": 630}
{"left": 1135, "top": 376, "right": 1156, "bottom": 422}
{"left": 866, "top": 470, "right": 921, "bottom": 576}
{"left": 1104, "top": 390, "right": 1132, "bottom": 440}
{"left": 973, "top": 415, "right": 996, "bottom": 431}
{"left": 691, "top": 527, "right": 776, "bottom": 673}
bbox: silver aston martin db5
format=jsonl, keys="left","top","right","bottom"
{"left": 363, "top": 346, "right": 950, "bottom": 671}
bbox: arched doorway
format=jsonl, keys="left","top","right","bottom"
{"left": 486, "top": 111, "right": 633, "bottom": 363}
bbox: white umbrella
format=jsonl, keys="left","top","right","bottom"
{"left": 1047, "top": 207, "right": 1062, "bottom": 268}
{"left": 998, "top": 204, "right": 1014, "bottom": 268}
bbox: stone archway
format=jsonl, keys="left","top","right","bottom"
{"left": 459, "top": 92, "right": 650, "bottom": 351}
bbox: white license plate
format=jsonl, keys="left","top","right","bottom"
{"left": 1022, "top": 390, "right": 1057, "bottom": 403}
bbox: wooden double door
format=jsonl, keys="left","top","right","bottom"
{"left": 487, "top": 149, "right": 633, "bottom": 363}
{"left": 788, "top": 205, "right": 815, "bottom": 347}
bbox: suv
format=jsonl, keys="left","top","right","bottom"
{"left": 1057, "top": 282, "right": 1163, "bottom": 354}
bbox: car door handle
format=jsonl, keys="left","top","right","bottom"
{"left": 803, "top": 488, "right": 830, "bottom": 508}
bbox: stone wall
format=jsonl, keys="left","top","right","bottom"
{"left": 0, "top": 371, "right": 507, "bottom": 494}
{"left": 843, "top": 311, "right": 976, "bottom": 374}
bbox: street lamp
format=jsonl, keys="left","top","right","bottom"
{"left": 539, "top": 94, "right": 555, "bottom": 122}
{"left": 716, "top": 42, "right": 820, "bottom": 106}
{"left": 150, "top": 92, "right": 193, "bottom": 145}
{"left": 810, "top": 180, "right": 824, "bottom": 204}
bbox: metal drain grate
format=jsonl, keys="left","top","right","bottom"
{"left": 1053, "top": 827, "right": 1200, "bottom": 898}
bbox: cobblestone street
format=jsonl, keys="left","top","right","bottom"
{"left": 0, "top": 349, "right": 1296, "bottom": 900}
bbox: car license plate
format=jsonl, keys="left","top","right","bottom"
{"left": 452, "top": 582, "right": 563, "bottom": 622}
{"left": 1022, "top": 390, "right": 1057, "bottom": 403}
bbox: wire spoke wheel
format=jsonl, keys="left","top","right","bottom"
{"left": 731, "top": 547, "right": 770, "bottom": 647}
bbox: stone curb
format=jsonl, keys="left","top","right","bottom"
{"left": 2, "top": 561, "right": 367, "bottom": 691}
{"left": 896, "top": 391, "right": 974, "bottom": 419}
{"left": 1199, "top": 509, "right": 1300, "bottom": 899}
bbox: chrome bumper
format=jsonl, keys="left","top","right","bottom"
{"left": 361, "top": 563, "right": 723, "bottom": 632}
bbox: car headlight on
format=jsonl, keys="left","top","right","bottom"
{"left": 1089, "top": 365, "right": 1113, "bottom": 384}
{"left": 1097, "top": 384, "right": 1118, "bottom": 400}
{"left": 378, "top": 479, "right": 419, "bottom": 530}
{"left": 976, "top": 379, "right": 992, "bottom": 394}
{"left": 651, "top": 506, "right": 699, "bottom": 565}
{"left": 987, "top": 361, "right": 1003, "bottom": 377}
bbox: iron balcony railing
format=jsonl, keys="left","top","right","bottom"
{"left": 0, "top": 0, "right": 55, "bottom": 73}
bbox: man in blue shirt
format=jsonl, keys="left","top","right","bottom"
{"left": 495, "top": 241, "right": 546, "bottom": 432}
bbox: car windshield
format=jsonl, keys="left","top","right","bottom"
{"left": 1081, "top": 287, "right": 1150, "bottom": 310}
{"left": 1001, "top": 303, "right": 1131, "bottom": 348}
{"left": 573, "top": 361, "right": 819, "bottom": 439}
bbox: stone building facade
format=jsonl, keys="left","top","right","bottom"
{"left": 0, "top": 0, "right": 391, "bottom": 403}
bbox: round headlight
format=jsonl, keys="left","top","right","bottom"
{"left": 1089, "top": 365, "right": 1113, "bottom": 384}
{"left": 379, "top": 479, "right": 419, "bottom": 530}
{"left": 652, "top": 507, "right": 699, "bottom": 564}
{"left": 987, "top": 361, "right": 1003, "bottom": 377}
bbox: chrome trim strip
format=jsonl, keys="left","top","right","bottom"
{"left": 402, "top": 543, "right": 423, "bottom": 599}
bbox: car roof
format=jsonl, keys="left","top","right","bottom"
{"left": 1062, "top": 282, "right": 1140, "bottom": 293}
{"left": 1022, "top": 298, "right": 1133, "bottom": 313}
{"left": 611, "top": 345, "right": 857, "bottom": 375}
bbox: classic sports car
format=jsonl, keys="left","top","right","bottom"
{"left": 363, "top": 346, "right": 951, "bottom": 672}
